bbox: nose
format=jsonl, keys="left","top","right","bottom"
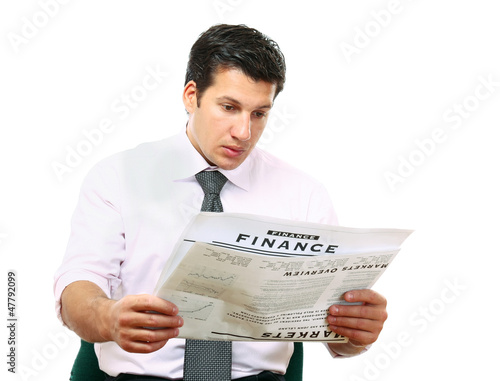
{"left": 231, "top": 114, "right": 251, "bottom": 141}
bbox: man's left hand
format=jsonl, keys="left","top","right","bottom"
{"left": 327, "top": 289, "right": 388, "bottom": 348}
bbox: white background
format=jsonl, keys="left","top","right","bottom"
{"left": 1, "top": 1, "right": 499, "bottom": 380}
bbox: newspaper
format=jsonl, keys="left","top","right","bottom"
{"left": 154, "top": 213, "right": 413, "bottom": 343}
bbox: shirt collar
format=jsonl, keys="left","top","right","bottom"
{"left": 172, "top": 131, "right": 252, "bottom": 192}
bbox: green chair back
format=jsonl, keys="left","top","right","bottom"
{"left": 70, "top": 340, "right": 303, "bottom": 381}
{"left": 70, "top": 340, "right": 106, "bottom": 381}
{"left": 285, "top": 342, "right": 304, "bottom": 381}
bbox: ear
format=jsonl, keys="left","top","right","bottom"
{"left": 183, "top": 80, "right": 198, "bottom": 114}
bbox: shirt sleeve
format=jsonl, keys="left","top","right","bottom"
{"left": 53, "top": 160, "right": 126, "bottom": 323}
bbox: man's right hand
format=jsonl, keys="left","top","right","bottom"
{"left": 61, "top": 281, "right": 183, "bottom": 353}
{"left": 103, "top": 294, "right": 183, "bottom": 353}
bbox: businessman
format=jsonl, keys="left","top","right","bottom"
{"left": 55, "top": 24, "right": 388, "bottom": 380}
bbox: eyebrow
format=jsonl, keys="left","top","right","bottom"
{"left": 216, "top": 96, "right": 273, "bottom": 110}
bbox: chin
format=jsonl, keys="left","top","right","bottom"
{"left": 216, "top": 159, "right": 244, "bottom": 171}
{"left": 217, "top": 163, "right": 241, "bottom": 171}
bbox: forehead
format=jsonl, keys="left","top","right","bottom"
{"left": 204, "top": 68, "right": 276, "bottom": 108}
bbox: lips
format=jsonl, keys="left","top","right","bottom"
{"left": 222, "top": 145, "right": 246, "bottom": 157}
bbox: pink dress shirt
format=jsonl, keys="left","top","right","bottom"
{"left": 54, "top": 131, "right": 340, "bottom": 379}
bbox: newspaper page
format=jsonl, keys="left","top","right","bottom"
{"left": 154, "top": 213, "right": 413, "bottom": 343}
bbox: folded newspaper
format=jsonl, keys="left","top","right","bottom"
{"left": 154, "top": 213, "right": 413, "bottom": 343}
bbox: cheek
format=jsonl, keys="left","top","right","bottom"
{"left": 252, "top": 123, "right": 267, "bottom": 141}
{"left": 193, "top": 112, "right": 216, "bottom": 142}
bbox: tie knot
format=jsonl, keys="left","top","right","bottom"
{"left": 195, "top": 171, "right": 228, "bottom": 196}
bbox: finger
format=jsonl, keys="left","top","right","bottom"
{"left": 327, "top": 315, "right": 384, "bottom": 334}
{"left": 117, "top": 327, "right": 181, "bottom": 353}
{"left": 142, "top": 312, "right": 184, "bottom": 329}
{"left": 129, "top": 326, "right": 181, "bottom": 343}
{"left": 121, "top": 310, "right": 184, "bottom": 329}
{"left": 112, "top": 309, "right": 184, "bottom": 340}
{"left": 128, "top": 295, "right": 179, "bottom": 316}
{"left": 328, "top": 324, "right": 378, "bottom": 346}
{"left": 119, "top": 337, "right": 170, "bottom": 354}
{"left": 343, "top": 289, "right": 387, "bottom": 306}
{"left": 329, "top": 304, "right": 388, "bottom": 322}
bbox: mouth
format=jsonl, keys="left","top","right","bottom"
{"left": 222, "top": 145, "right": 246, "bottom": 157}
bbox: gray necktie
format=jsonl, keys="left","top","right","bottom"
{"left": 183, "top": 170, "right": 232, "bottom": 381}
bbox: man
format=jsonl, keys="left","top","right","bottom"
{"left": 54, "top": 24, "right": 388, "bottom": 380}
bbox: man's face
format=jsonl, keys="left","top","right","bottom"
{"left": 184, "top": 68, "right": 276, "bottom": 170}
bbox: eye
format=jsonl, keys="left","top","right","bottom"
{"left": 222, "top": 104, "right": 235, "bottom": 111}
{"left": 253, "top": 111, "right": 267, "bottom": 118}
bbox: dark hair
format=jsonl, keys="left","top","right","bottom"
{"left": 185, "top": 24, "right": 286, "bottom": 104}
